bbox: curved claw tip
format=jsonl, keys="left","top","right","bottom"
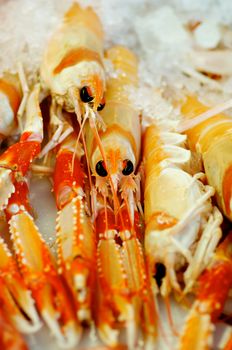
{"left": 13, "top": 315, "right": 42, "bottom": 334}
{"left": 42, "top": 311, "right": 81, "bottom": 349}
{"left": 60, "top": 323, "right": 82, "bottom": 349}
{"left": 98, "top": 324, "right": 119, "bottom": 348}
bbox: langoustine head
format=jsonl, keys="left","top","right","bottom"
{"left": 91, "top": 131, "right": 137, "bottom": 195}
{"left": 41, "top": 3, "right": 106, "bottom": 115}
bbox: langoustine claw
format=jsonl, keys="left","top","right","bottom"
{"left": 5, "top": 179, "right": 81, "bottom": 348}
{"left": 54, "top": 132, "right": 96, "bottom": 324}
{"left": 0, "top": 235, "right": 41, "bottom": 333}
{"left": 95, "top": 204, "right": 157, "bottom": 350}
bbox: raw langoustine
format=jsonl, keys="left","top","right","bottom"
{"left": 143, "top": 123, "right": 222, "bottom": 296}
{"left": 86, "top": 46, "right": 156, "bottom": 349}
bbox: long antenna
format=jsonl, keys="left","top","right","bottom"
{"left": 177, "top": 98, "right": 232, "bottom": 133}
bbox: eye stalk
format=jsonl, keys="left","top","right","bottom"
{"left": 96, "top": 160, "right": 108, "bottom": 177}
{"left": 80, "top": 86, "right": 94, "bottom": 103}
{"left": 122, "top": 160, "right": 134, "bottom": 176}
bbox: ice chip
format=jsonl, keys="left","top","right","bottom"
{"left": 135, "top": 6, "right": 190, "bottom": 49}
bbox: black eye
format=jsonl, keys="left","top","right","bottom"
{"left": 97, "top": 102, "right": 105, "bottom": 111}
{"left": 96, "top": 160, "right": 108, "bottom": 177}
{"left": 80, "top": 86, "right": 94, "bottom": 103}
{"left": 122, "top": 160, "right": 134, "bottom": 176}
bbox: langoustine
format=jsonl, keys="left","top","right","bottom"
{"left": 39, "top": 2, "right": 108, "bottom": 320}
{"left": 143, "top": 123, "right": 223, "bottom": 296}
{"left": 86, "top": 45, "right": 156, "bottom": 349}
{"left": 0, "top": 81, "right": 85, "bottom": 347}
{"left": 0, "top": 77, "right": 82, "bottom": 347}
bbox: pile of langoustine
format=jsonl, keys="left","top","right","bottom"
{"left": 1, "top": 2, "right": 232, "bottom": 350}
